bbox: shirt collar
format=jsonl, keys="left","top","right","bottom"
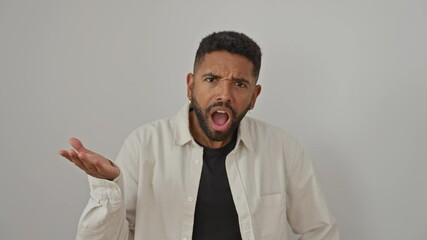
{"left": 173, "top": 104, "right": 194, "bottom": 146}
{"left": 173, "top": 104, "right": 255, "bottom": 152}
{"left": 237, "top": 115, "right": 255, "bottom": 152}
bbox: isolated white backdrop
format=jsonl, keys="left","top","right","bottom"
{"left": 1, "top": 0, "right": 426, "bottom": 239}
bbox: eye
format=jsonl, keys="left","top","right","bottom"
{"left": 235, "top": 81, "right": 248, "bottom": 88}
{"left": 204, "top": 77, "right": 216, "bottom": 83}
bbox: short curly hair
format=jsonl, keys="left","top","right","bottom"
{"left": 194, "top": 31, "right": 262, "bottom": 81}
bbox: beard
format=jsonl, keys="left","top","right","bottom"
{"left": 191, "top": 96, "right": 251, "bottom": 142}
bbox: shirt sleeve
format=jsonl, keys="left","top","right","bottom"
{"left": 285, "top": 141, "right": 340, "bottom": 240}
{"left": 76, "top": 136, "right": 139, "bottom": 240}
{"left": 76, "top": 174, "right": 131, "bottom": 240}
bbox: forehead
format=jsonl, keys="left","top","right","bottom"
{"left": 195, "top": 51, "right": 255, "bottom": 79}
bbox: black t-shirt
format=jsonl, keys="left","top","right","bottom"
{"left": 192, "top": 133, "right": 242, "bottom": 240}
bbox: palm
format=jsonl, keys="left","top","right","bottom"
{"left": 59, "top": 138, "right": 120, "bottom": 180}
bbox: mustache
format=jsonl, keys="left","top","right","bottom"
{"left": 206, "top": 101, "right": 236, "bottom": 117}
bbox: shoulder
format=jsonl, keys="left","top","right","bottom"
{"left": 121, "top": 105, "right": 191, "bottom": 149}
{"left": 115, "top": 115, "right": 177, "bottom": 160}
{"left": 125, "top": 115, "right": 176, "bottom": 144}
{"left": 242, "top": 116, "right": 298, "bottom": 145}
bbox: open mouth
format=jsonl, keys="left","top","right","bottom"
{"left": 210, "top": 109, "right": 231, "bottom": 131}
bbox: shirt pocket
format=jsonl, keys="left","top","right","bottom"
{"left": 259, "top": 193, "right": 287, "bottom": 240}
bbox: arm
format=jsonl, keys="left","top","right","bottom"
{"left": 285, "top": 142, "right": 339, "bottom": 240}
{"left": 59, "top": 138, "right": 135, "bottom": 240}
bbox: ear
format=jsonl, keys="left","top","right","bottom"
{"left": 250, "top": 84, "right": 262, "bottom": 110}
{"left": 186, "top": 73, "right": 194, "bottom": 100}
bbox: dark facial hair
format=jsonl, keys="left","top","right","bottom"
{"left": 191, "top": 96, "right": 251, "bottom": 142}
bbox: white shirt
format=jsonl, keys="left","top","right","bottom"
{"left": 77, "top": 105, "right": 339, "bottom": 240}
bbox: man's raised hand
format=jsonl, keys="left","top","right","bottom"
{"left": 59, "top": 138, "right": 120, "bottom": 181}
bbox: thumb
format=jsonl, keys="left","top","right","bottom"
{"left": 69, "top": 137, "right": 89, "bottom": 153}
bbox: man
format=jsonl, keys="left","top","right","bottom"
{"left": 59, "top": 31, "right": 339, "bottom": 240}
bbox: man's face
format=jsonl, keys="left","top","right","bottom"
{"left": 187, "top": 51, "right": 261, "bottom": 145}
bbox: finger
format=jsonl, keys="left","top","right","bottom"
{"left": 75, "top": 151, "right": 100, "bottom": 174}
{"left": 68, "top": 149, "right": 77, "bottom": 159}
{"left": 69, "top": 137, "right": 89, "bottom": 154}
{"left": 59, "top": 150, "right": 72, "bottom": 162}
{"left": 64, "top": 143, "right": 119, "bottom": 180}
{"left": 59, "top": 149, "right": 88, "bottom": 173}
{"left": 70, "top": 138, "right": 108, "bottom": 168}
{"left": 68, "top": 149, "right": 89, "bottom": 171}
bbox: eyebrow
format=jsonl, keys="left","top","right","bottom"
{"left": 233, "top": 77, "right": 250, "bottom": 85}
{"left": 201, "top": 73, "right": 221, "bottom": 79}
{"left": 201, "top": 72, "right": 251, "bottom": 85}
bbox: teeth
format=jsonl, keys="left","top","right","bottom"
{"left": 217, "top": 110, "right": 226, "bottom": 113}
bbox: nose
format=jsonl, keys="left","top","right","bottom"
{"left": 216, "top": 80, "right": 232, "bottom": 102}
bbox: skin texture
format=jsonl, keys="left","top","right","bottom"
{"left": 59, "top": 50, "right": 261, "bottom": 179}
{"left": 187, "top": 51, "right": 261, "bottom": 149}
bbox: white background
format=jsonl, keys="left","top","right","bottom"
{"left": 1, "top": 0, "right": 426, "bottom": 239}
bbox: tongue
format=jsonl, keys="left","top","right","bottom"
{"left": 212, "top": 112, "right": 229, "bottom": 126}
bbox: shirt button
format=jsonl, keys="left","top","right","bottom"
{"left": 188, "top": 197, "right": 194, "bottom": 202}
{"left": 194, "top": 159, "right": 200, "bottom": 164}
